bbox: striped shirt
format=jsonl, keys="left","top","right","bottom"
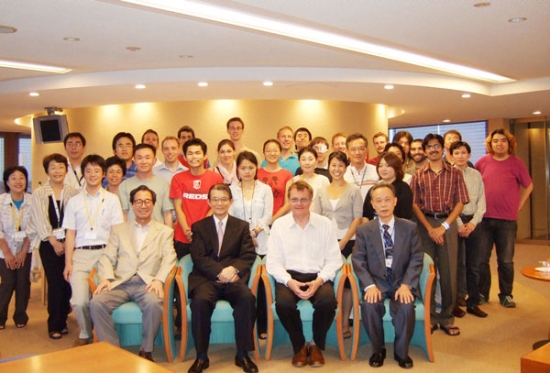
{"left": 456, "top": 167, "right": 486, "bottom": 227}
{"left": 411, "top": 162, "right": 469, "bottom": 214}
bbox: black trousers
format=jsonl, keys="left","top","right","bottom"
{"left": 0, "top": 253, "right": 32, "bottom": 325}
{"left": 39, "top": 241, "right": 72, "bottom": 332}
{"left": 190, "top": 280, "right": 256, "bottom": 355}
{"left": 275, "top": 271, "right": 336, "bottom": 354}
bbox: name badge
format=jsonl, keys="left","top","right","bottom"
{"left": 385, "top": 255, "right": 393, "bottom": 268}
{"left": 53, "top": 228, "right": 66, "bottom": 240}
{"left": 13, "top": 231, "right": 26, "bottom": 242}
{"left": 85, "top": 231, "right": 97, "bottom": 240}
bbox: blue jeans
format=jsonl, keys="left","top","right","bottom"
{"left": 477, "top": 218, "right": 517, "bottom": 301}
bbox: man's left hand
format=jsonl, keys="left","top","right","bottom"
{"left": 301, "top": 277, "right": 324, "bottom": 300}
{"left": 394, "top": 284, "right": 414, "bottom": 304}
{"left": 218, "top": 266, "right": 238, "bottom": 283}
{"left": 146, "top": 280, "right": 164, "bottom": 298}
{"left": 94, "top": 280, "right": 112, "bottom": 295}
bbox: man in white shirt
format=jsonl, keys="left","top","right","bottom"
{"left": 63, "top": 154, "right": 124, "bottom": 347}
{"left": 266, "top": 180, "right": 342, "bottom": 368}
{"left": 63, "top": 132, "right": 86, "bottom": 190}
{"left": 90, "top": 185, "right": 176, "bottom": 362}
{"left": 344, "top": 133, "right": 378, "bottom": 201}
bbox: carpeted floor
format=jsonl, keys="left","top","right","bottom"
{"left": 1, "top": 242, "right": 549, "bottom": 372}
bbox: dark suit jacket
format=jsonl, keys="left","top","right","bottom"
{"left": 352, "top": 217, "right": 423, "bottom": 299}
{"left": 188, "top": 215, "right": 256, "bottom": 296}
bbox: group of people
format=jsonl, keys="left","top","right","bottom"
{"left": 0, "top": 117, "right": 533, "bottom": 372}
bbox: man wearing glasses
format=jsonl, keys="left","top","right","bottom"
{"left": 187, "top": 184, "right": 258, "bottom": 373}
{"left": 344, "top": 133, "right": 378, "bottom": 201}
{"left": 410, "top": 134, "right": 469, "bottom": 337}
{"left": 266, "top": 180, "right": 342, "bottom": 368}
{"left": 63, "top": 132, "right": 87, "bottom": 190}
{"left": 90, "top": 185, "right": 176, "bottom": 362}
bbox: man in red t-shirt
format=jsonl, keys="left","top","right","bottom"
{"left": 170, "top": 138, "right": 223, "bottom": 259}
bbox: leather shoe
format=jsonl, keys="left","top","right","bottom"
{"left": 394, "top": 354, "right": 413, "bottom": 369}
{"left": 235, "top": 356, "right": 258, "bottom": 373}
{"left": 452, "top": 305, "right": 466, "bottom": 318}
{"left": 369, "top": 348, "right": 386, "bottom": 367}
{"left": 188, "top": 358, "right": 209, "bottom": 373}
{"left": 73, "top": 338, "right": 90, "bottom": 347}
{"left": 467, "top": 305, "right": 488, "bottom": 318}
{"left": 138, "top": 350, "right": 154, "bottom": 362}
{"left": 308, "top": 345, "right": 325, "bottom": 367}
{"left": 292, "top": 345, "right": 308, "bottom": 367}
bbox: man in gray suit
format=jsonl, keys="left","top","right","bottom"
{"left": 352, "top": 183, "right": 423, "bottom": 369}
{"left": 90, "top": 185, "right": 177, "bottom": 361}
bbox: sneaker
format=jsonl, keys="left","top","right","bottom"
{"left": 500, "top": 296, "right": 516, "bottom": 308}
{"left": 478, "top": 294, "right": 488, "bottom": 305}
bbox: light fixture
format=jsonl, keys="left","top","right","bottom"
{"left": 63, "top": 37, "right": 80, "bottom": 42}
{"left": 29, "top": 92, "right": 40, "bottom": 97}
{"left": 14, "top": 118, "right": 21, "bottom": 125}
{"left": 0, "top": 59, "right": 71, "bottom": 73}
{"left": 508, "top": 17, "right": 526, "bottom": 23}
{"left": 179, "top": 54, "right": 194, "bottom": 59}
{"left": 533, "top": 111, "right": 542, "bottom": 115}
{"left": 198, "top": 82, "right": 208, "bottom": 87}
{"left": 384, "top": 84, "right": 394, "bottom": 90}
{"left": 126, "top": 46, "right": 141, "bottom": 51}
{"left": 135, "top": 84, "right": 146, "bottom": 89}
{"left": 0, "top": 25, "right": 17, "bottom": 34}
{"left": 442, "top": 119, "right": 451, "bottom": 123}
{"left": 462, "top": 93, "right": 471, "bottom": 98}
{"left": 118, "top": 0, "right": 514, "bottom": 83}
{"left": 473, "top": 2, "right": 491, "bottom": 8}
{"left": 263, "top": 81, "right": 273, "bottom": 87}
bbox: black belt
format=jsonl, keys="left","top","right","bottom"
{"left": 423, "top": 211, "right": 449, "bottom": 219}
{"left": 75, "top": 245, "right": 105, "bottom": 250}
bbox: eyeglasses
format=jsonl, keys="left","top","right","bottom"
{"left": 290, "top": 198, "right": 310, "bottom": 204}
{"left": 349, "top": 147, "right": 365, "bottom": 153}
{"left": 66, "top": 142, "right": 82, "bottom": 148}
{"left": 133, "top": 199, "right": 153, "bottom": 206}
{"left": 210, "top": 197, "right": 231, "bottom": 203}
{"left": 426, "top": 144, "right": 442, "bottom": 150}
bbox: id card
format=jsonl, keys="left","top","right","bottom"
{"left": 85, "top": 231, "right": 97, "bottom": 240}
{"left": 385, "top": 255, "right": 393, "bottom": 268}
{"left": 53, "top": 228, "right": 66, "bottom": 240}
{"left": 13, "top": 231, "right": 26, "bottom": 242}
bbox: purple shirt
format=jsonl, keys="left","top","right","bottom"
{"left": 475, "top": 154, "right": 532, "bottom": 221}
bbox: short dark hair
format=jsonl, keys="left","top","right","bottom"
{"left": 392, "top": 130, "right": 413, "bottom": 146}
{"left": 183, "top": 138, "right": 207, "bottom": 155}
{"left": 134, "top": 143, "right": 156, "bottom": 156}
{"left": 294, "top": 127, "right": 312, "bottom": 141}
{"left": 208, "top": 183, "right": 232, "bottom": 199}
{"left": 63, "top": 132, "right": 86, "bottom": 147}
{"left": 384, "top": 142, "right": 406, "bottom": 163}
{"left": 217, "top": 139, "right": 235, "bottom": 152}
{"left": 130, "top": 185, "right": 157, "bottom": 204}
{"left": 377, "top": 151, "right": 404, "bottom": 181}
{"left": 263, "top": 139, "right": 281, "bottom": 152}
{"left": 226, "top": 117, "right": 244, "bottom": 129}
{"left": 328, "top": 151, "right": 349, "bottom": 167}
{"left": 444, "top": 129, "right": 462, "bottom": 142}
{"left": 112, "top": 132, "right": 136, "bottom": 151}
{"left": 105, "top": 156, "right": 127, "bottom": 177}
{"left": 372, "top": 132, "right": 389, "bottom": 142}
{"left": 141, "top": 129, "right": 159, "bottom": 143}
{"left": 309, "top": 136, "right": 329, "bottom": 149}
{"left": 298, "top": 146, "right": 318, "bottom": 160}
{"left": 236, "top": 151, "right": 258, "bottom": 180}
{"left": 346, "top": 133, "right": 368, "bottom": 148}
{"left": 370, "top": 182, "right": 396, "bottom": 199}
{"left": 3, "top": 166, "right": 28, "bottom": 193}
{"left": 82, "top": 154, "right": 106, "bottom": 174}
{"left": 450, "top": 141, "right": 471, "bottom": 155}
{"left": 42, "top": 153, "right": 68, "bottom": 173}
{"left": 411, "top": 138, "right": 424, "bottom": 146}
{"left": 178, "top": 126, "right": 195, "bottom": 138}
{"left": 287, "top": 180, "right": 313, "bottom": 199}
{"left": 422, "top": 133, "right": 444, "bottom": 150}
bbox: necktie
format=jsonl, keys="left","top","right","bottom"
{"left": 217, "top": 220, "right": 224, "bottom": 256}
{"left": 382, "top": 224, "right": 393, "bottom": 281}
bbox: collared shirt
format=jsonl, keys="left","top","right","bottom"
{"left": 266, "top": 212, "right": 342, "bottom": 285}
{"left": 153, "top": 161, "right": 187, "bottom": 184}
{"left": 343, "top": 162, "right": 378, "bottom": 201}
{"left": 456, "top": 167, "right": 486, "bottom": 227}
{"left": 212, "top": 215, "right": 229, "bottom": 234}
{"left": 118, "top": 176, "right": 173, "bottom": 224}
{"left": 411, "top": 162, "right": 469, "bottom": 214}
{"left": 261, "top": 153, "right": 300, "bottom": 175}
{"left": 0, "top": 193, "right": 32, "bottom": 258}
{"left": 378, "top": 217, "right": 395, "bottom": 256}
{"left": 134, "top": 220, "right": 152, "bottom": 253}
{"left": 63, "top": 188, "right": 124, "bottom": 247}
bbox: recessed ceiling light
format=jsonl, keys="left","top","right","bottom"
{"left": 0, "top": 25, "right": 17, "bottom": 34}
{"left": 198, "top": 82, "right": 208, "bottom": 87}
{"left": 179, "top": 55, "right": 194, "bottom": 59}
{"left": 63, "top": 37, "right": 80, "bottom": 42}
{"left": 126, "top": 46, "right": 141, "bottom": 51}
{"left": 119, "top": 0, "right": 514, "bottom": 83}
{"left": 442, "top": 119, "right": 451, "bottom": 123}
{"left": 473, "top": 2, "right": 491, "bottom": 8}
{"left": 263, "top": 81, "right": 273, "bottom": 87}
{"left": 384, "top": 84, "right": 394, "bottom": 90}
{"left": 508, "top": 17, "right": 527, "bottom": 23}
{"left": 29, "top": 92, "right": 40, "bottom": 97}
{"left": 462, "top": 93, "right": 471, "bottom": 98}
{"left": 14, "top": 118, "right": 21, "bottom": 125}
{"left": 533, "top": 111, "right": 542, "bottom": 115}
{"left": 135, "top": 84, "right": 146, "bottom": 89}
{"left": 0, "top": 59, "right": 71, "bottom": 73}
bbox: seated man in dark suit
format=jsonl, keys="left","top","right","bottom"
{"left": 352, "top": 183, "right": 423, "bottom": 369}
{"left": 187, "top": 183, "right": 258, "bottom": 373}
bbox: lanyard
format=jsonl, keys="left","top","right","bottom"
{"left": 10, "top": 202, "right": 24, "bottom": 231}
{"left": 83, "top": 189, "right": 105, "bottom": 231}
{"left": 50, "top": 190, "right": 64, "bottom": 228}
{"left": 241, "top": 182, "right": 255, "bottom": 223}
{"left": 352, "top": 165, "right": 367, "bottom": 190}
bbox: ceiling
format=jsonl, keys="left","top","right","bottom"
{"left": 1, "top": 0, "right": 550, "bottom": 133}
